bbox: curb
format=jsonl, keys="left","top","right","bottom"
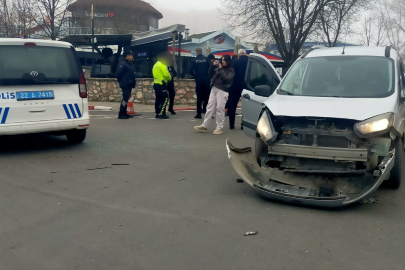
{"left": 89, "top": 106, "right": 113, "bottom": 111}
{"left": 89, "top": 105, "right": 241, "bottom": 111}
{"left": 173, "top": 105, "right": 241, "bottom": 112}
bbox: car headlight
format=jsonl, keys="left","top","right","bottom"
{"left": 257, "top": 110, "right": 277, "bottom": 144}
{"left": 355, "top": 113, "right": 394, "bottom": 136}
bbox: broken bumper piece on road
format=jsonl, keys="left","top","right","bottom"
{"left": 226, "top": 140, "right": 394, "bottom": 208}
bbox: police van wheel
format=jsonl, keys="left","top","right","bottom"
{"left": 66, "top": 129, "right": 86, "bottom": 144}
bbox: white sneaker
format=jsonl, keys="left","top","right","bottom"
{"left": 194, "top": 125, "right": 208, "bottom": 133}
{"left": 213, "top": 129, "right": 223, "bottom": 135}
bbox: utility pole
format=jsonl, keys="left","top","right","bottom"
{"left": 177, "top": 32, "right": 182, "bottom": 78}
{"left": 91, "top": 4, "right": 95, "bottom": 77}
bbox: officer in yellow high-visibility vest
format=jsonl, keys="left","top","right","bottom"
{"left": 153, "top": 51, "right": 172, "bottom": 119}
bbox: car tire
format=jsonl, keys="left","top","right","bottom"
{"left": 387, "top": 138, "right": 403, "bottom": 189}
{"left": 66, "top": 129, "right": 86, "bottom": 144}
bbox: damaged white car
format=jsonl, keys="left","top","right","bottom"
{"left": 227, "top": 47, "right": 404, "bottom": 207}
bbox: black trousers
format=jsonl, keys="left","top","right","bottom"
{"left": 195, "top": 80, "right": 211, "bottom": 114}
{"left": 154, "top": 84, "right": 169, "bottom": 115}
{"left": 167, "top": 82, "right": 175, "bottom": 111}
{"left": 228, "top": 88, "right": 243, "bottom": 126}
{"left": 119, "top": 88, "right": 132, "bottom": 117}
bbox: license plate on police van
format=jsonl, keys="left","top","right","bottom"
{"left": 17, "top": 91, "right": 54, "bottom": 101}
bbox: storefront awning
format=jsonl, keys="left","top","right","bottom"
{"left": 167, "top": 47, "right": 194, "bottom": 57}
{"left": 61, "top": 34, "right": 133, "bottom": 47}
{"left": 131, "top": 24, "right": 186, "bottom": 46}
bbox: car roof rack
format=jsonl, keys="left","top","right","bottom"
{"left": 385, "top": 46, "right": 391, "bottom": 57}
{"left": 301, "top": 46, "right": 326, "bottom": 59}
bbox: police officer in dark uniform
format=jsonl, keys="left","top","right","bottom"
{"left": 228, "top": 49, "right": 249, "bottom": 129}
{"left": 189, "top": 48, "right": 211, "bottom": 119}
{"left": 116, "top": 50, "right": 136, "bottom": 120}
{"left": 167, "top": 64, "right": 178, "bottom": 115}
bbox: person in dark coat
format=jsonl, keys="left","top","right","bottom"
{"left": 228, "top": 49, "right": 249, "bottom": 129}
{"left": 189, "top": 48, "right": 211, "bottom": 119}
{"left": 167, "top": 64, "right": 178, "bottom": 114}
{"left": 116, "top": 50, "right": 136, "bottom": 120}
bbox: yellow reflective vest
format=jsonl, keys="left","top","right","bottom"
{"left": 153, "top": 61, "right": 172, "bottom": 85}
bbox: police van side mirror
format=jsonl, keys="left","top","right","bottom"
{"left": 254, "top": 85, "right": 272, "bottom": 97}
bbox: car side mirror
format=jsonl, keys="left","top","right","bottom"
{"left": 254, "top": 85, "right": 272, "bottom": 97}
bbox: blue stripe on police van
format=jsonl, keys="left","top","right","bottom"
{"left": 63, "top": 104, "right": 82, "bottom": 119}
{"left": 74, "top": 103, "right": 82, "bottom": 118}
{"left": 63, "top": 104, "right": 72, "bottom": 119}
{"left": 69, "top": 104, "right": 77, "bottom": 118}
{"left": 1, "top": 107, "right": 10, "bottom": 124}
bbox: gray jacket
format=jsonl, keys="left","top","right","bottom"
{"left": 209, "top": 65, "right": 235, "bottom": 92}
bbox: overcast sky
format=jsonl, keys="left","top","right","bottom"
{"left": 145, "top": 0, "right": 225, "bottom": 34}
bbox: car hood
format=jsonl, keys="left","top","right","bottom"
{"left": 264, "top": 93, "right": 397, "bottom": 121}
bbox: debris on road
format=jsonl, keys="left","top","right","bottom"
{"left": 236, "top": 179, "right": 244, "bottom": 183}
{"left": 47, "top": 180, "right": 54, "bottom": 183}
{"left": 178, "top": 178, "right": 186, "bottom": 182}
{"left": 360, "top": 196, "right": 380, "bottom": 204}
{"left": 87, "top": 167, "right": 111, "bottom": 171}
{"left": 118, "top": 224, "right": 122, "bottom": 226}
{"left": 244, "top": 231, "right": 258, "bottom": 236}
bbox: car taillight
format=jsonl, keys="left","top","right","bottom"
{"left": 24, "top": 42, "right": 36, "bottom": 46}
{"left": 79, "top": 71, "right": 87, "bottom": 98}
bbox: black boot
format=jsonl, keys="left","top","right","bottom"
{"left": 194, "top": 114, "right": 202, "bottom": 119}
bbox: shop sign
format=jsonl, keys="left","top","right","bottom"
{"left": 85, "top": 11, "right": 115, "bottom": 18}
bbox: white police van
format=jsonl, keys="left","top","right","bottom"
{"left": 0, "top": 39, "right": 89, "bottom": 143}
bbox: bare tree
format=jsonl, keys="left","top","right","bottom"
{"left": 13, "top": 0, "right": 39, "bottom": 37}
{"left": 0, "top": 0, "right": 13, "bottom": 37}
{"left": 316, "top": 0, "right": 367, "bottom": 47}
{"left": 33, "top": 0, "right": 74, "bottom": 40}
{"left": 221, "top": 0, "right": 336, "bottom": 74}
{"left": 378, "top": 0, "right": 405, "bottom": 53}
{"left": 359, "top": 15, "right": 386, "bottom": 46}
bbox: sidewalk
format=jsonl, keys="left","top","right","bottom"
{"left": 89, "top": 102, "right": 196, "bottom": 112}
{"left": 89, "top": 101, "right": 242, "bottom": 112}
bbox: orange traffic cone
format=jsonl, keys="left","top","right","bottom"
{"left": 127, "top": 95, "right": 136, "bottom": 115}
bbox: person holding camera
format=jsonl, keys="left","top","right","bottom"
{"left": 153, "top": 52, "right": 172, "bottom": 119}
{"left": 194, "top": 54, "right": 235, "bottom": 135}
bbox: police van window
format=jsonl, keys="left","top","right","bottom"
{"left": 0, "top": 46, "right": 79, "bottom": 86}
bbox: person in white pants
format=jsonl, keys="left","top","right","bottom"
{"left": 194, "top": 55, "right": 235, "bottom": 135}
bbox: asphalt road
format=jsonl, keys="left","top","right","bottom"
{"left": 0, "top": 111, "right": 404, "bottom": 270}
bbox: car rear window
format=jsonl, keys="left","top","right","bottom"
{"left": 0, "top": 45, "right": 80, "bottom": 86}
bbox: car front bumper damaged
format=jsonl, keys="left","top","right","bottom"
{"left": 226, "top": 140, "right": 394, "bottom": 208}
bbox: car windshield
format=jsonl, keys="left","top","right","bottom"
{"left": 279, "top": 56, "right": 395, "bottom": 98}
{"left": 0, "top": 45, "right": 79, "bottom": 86}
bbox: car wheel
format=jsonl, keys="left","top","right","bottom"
{"left": 387, "top": 138, "right": 403, "bottom": 189}
{"left": 66, "top": 129, "right": 86, "bottom": 144}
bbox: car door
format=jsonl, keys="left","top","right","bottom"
{"left": 396, "top": 58, "right": 405, "bottom": 137}
{"left": 242, "top": 53, "right": 282, "bottom": 138}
